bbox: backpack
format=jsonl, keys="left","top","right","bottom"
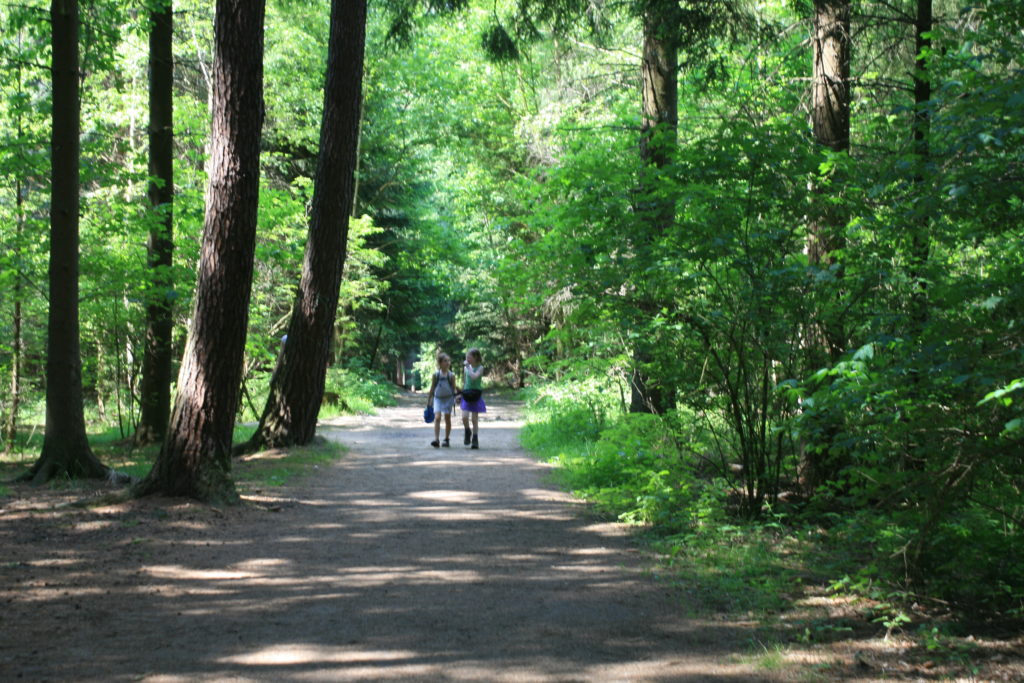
{"left": 434, "top": 371, "right": 455, "bottom": 398}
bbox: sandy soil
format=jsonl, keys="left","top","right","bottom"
{"left": 1, "top": 393, "right": 1020, "bottom": 681}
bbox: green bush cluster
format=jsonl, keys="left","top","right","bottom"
{"left": 523, "top": 382, "right": 725, "bottom": 535}
{"left": 320, "top": 365, "right": 398, "bottom": 416}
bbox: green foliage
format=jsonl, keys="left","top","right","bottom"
{"left": 568, "top": 414, "right": 695, "bottom": 530}
{"left": 320, "top": 365, "right": 398, "bottom": 416}
{"left": 520, "top": 378, "right": 616, "bottom": 456}
{"left": 656, "top": 521, "right": 808, "bottom": 616}
{"left": 1, "top": 0, "right": 1023, "bottom": 630}
{"left": 524, "top": 381, "right": 721, "bottom": 534}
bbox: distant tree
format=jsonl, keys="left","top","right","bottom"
{"left": 4, "top": 25, "right": 28, "bottom": 453}
{"left": 461, "top": 0, "right": 740, "bottom": 413}
{"left": 135, "top": 0, "right": 175, "bottom": 446}
{"left": 239, "top": 0, "right": 368, "bottom": 451}
{"left": 24, "top": 0, "right": 115, "bottom": 483}
{"left": 135, "top": 0, "right": 266, "bottom": 503}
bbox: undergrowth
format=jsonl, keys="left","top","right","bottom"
{"left": 519, "top": 378, "right": 1024, "bottom": 673}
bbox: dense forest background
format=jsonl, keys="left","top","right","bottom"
{"left": 1, "top": 0, "right": 1022, "bottom": 638}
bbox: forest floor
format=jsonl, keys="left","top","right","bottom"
{"left": 1, "top": 392, "right": 1022, "bottom": 681}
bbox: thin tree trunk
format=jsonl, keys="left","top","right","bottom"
{"left": 808, "top": 0, "right": 850, "bottom": 268}
{"left": 6, "top": 182, "right": 23, "bottom": 453}
{"left": 135, "top": 0, "right": 266, "bottom": 503}
{"left": 909, "top": 0, "right": 932, "bottom": 328}
{"left": 239, "top": 0, "right": 367, "bottom": 452}
{"left": 800, "top": 0, "right": 852, "bottom": 495}
{"left": 26, "top": 0, "right": 111, "bottom": 483}
{"left": 136, "top": 0, "right": 175, "bottom": 445}
{"left": 630, "top": 0, "right": 678, "bottom": 414}
{"left": 639, "top": 2, "right": 678, "bottom": 175}
{"left": 6, "top": 30, "right": 26, "bottom": 453}
{"left": 808, "top": 0, "right": 850, "bottom": 361}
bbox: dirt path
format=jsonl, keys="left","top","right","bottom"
{"left": 1, "top": 394, "right": 776, "bottom": 681}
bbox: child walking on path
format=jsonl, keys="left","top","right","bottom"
{"left": 461, "top": 348, "right": 486, "bottom": 449}
{"left": 426, "top": 353, "right": 457, "bottom": 447}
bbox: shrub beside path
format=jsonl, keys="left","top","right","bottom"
{"left": 1, "top": 393, "right": 775, "bottom": 681}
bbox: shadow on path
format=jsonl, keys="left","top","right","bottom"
{"left": 0, "top": 393, "right": 772, "bottom": 681}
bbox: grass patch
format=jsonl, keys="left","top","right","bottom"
{"left": 653, "top": 522, "right": 816, "bottom": 617}
{"left": 234, "top": 438, "right": 346, "bottom": 492}
{"left": 318, "top": 366, "right": 399, "bottom": 418}
{"left": 740, "top": 639, "right": 790, "bottom": 672}
{"left": 1, "top": 421, "right": 335, "bottom": 494}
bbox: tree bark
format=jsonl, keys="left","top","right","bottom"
{"left": 808, "top": 0, "right": 850, "bottom": 266}
{"left": 6, "top": 183, "right": 23, "bottom": 453}
{"left": 639, "top": 2, "right": 678, "bottom": 174}
{"left": 135, "top": 0, "right": 265, "bottom": 503}
{"left": 808, "top": 0, "right": 851, "bottom": 360}
{"left": 909, "top": 0, "right": 932, "bottom": 328}
{"left": 135, "top": 0, "right": 175, "bottom": 446}
{"left": 800, "top": 0, "right": 852, "bottom": 495}
{"left": 630, "top": 0, "right": 679, "bottom": 414}
{"left": 810, "top": 0, "right": 850, "bottom": 156}
{"left": 25, "top": 0, "right": 111, "bottom": 483}
{"left": 241, "top": 0, "right": 368, "bottom": 451}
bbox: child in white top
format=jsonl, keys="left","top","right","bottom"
{"left": 460, "top": 348, "right": 486, "bottom": 449}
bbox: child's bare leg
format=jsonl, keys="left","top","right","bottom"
{"left": 444, "top": 414, "right": 452, "bottom": 439}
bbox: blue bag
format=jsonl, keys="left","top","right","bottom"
{"left": 423, "top": 405, "right": 434, "bottom": 423}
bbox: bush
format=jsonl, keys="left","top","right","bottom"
{"left": 321, "top": 366, "right": 397, "bottom": 416}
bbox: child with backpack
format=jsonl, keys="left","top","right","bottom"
{"left": 426, "top": 352, "right": 457, "bottom": 447}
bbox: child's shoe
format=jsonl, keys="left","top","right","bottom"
{"left": 471, "top": 433, "right": 479, "bottom": 450}
{"left": 431, "top": 440, "right": 440, "bottom": 448}
{"left": 442, "top": 438, "right": 450, "bottom": 447}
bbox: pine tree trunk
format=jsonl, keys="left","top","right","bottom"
{"left": 808, "top": 0, "right": 850, "bottom": 269}
{"left": 241, "top": 0, "right": 367, "bottom": 451}
{"left": 808, "top": 0, "right": 851, "bottom": 361}
{"left": 6, "top": 31, "right": 26, "bottom": 453}
{"left": 135, "top": 0, "right": 265, "bottom": 503}
{"left": 136, "top": 0, "right": 175, "bottom": 446}
{"left": 6, "top": 184, "right": 23, "bottom": 452}
{"left": 910, "top": 0, "right": 932, "bottom": 328}
{"left": 630, "top": 0, "right": 678, "bottom": 415}
{"left": 26, "top": 0, "right": 110, "bottom": 483}
{"left": 800, "top": 0, "right": 852, "bottom": 495}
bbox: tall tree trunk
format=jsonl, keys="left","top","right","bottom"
{"left": 800, "top": 0, "right": 852, "bottom": 495}
{"left": 239, "top": 0, "right": 367, "bottom": 452}
{"left": 135, "top": 0, "right": 175, "bottom": 446}
{"left": 135, "top": 0, "right": 265, "bottom": 503}
{"left": 6, "top": 182, "right": 23, "bottom": 453}
{"left": 802, "top": 0, "right": 851, "bottom": 493}
{"left": 630, "top": 0, "right": 678, "bottom": 414}
{"left": 25, "top": 0, "right": 111, "bottom": 483}
{"left": 808, "top": 0, "right": 850, "bottom": 267}
{"left": 6, "top": 32, "right": 25, "bottom": 453}
{"left": 909, "top": 0, "right": 932, "bottom": 328}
